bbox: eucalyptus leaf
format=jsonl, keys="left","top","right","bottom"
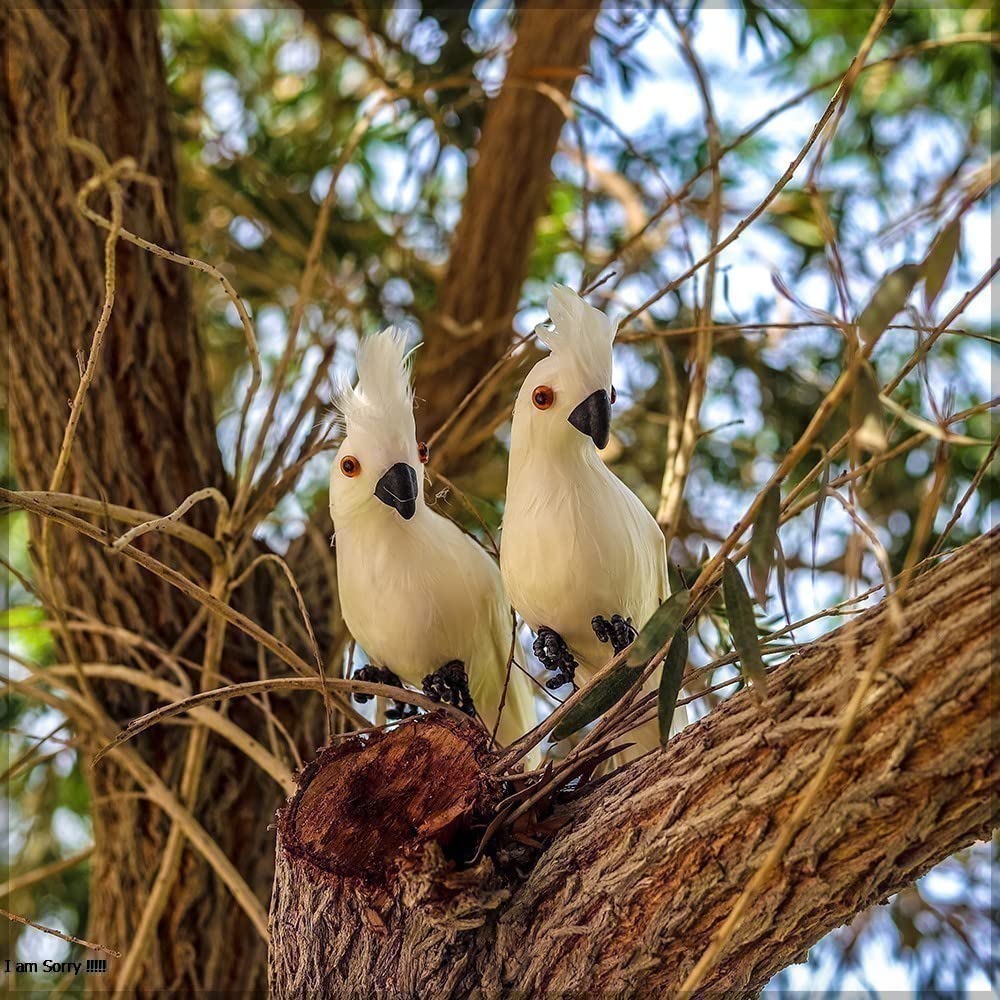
{"left": 722, "top": 559, "right": 768, "bottom": 701}
{"left": 923, "top": 218, "right": 960, "bottom": 310}
{"left": 626, "top": 589, "right": 690, "bottom": 669}
{"left": 850, "top": 360, "right": 888, "bottom": 453}
{"left": 657, "top": 628, "right": 688, "bottom": 747}
{"left": 667, "top": 560, "right": 687, "bottom": 595}
{"left": 775, "top": 534, "right": 794, "bottom": 633}
{"left": 749, "top": 484, "right": 780, "bottom": 606}
{"left": 551, "top": 666, "right": 644, "bottom": 742}
{"left": 856, "top": 263, "right": 921, "bottom": 345}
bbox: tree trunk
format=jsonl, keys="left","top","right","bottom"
{"left": 2, "top": 4, "right": 606, "bottom": 988}
{"left": 416, "top": 1, "right": 602, "bottom": 467}
{"left": 269, "top": 529, "right": 997, "bottom": 997}
{"left": 3, "top": 6, "right": 279, "bottom": 991}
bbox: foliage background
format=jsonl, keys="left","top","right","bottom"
{"left": 3, "top": 1, "right": 996, "bottom": 993}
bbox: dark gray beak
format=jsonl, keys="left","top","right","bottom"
{"left": 374, "top": 462, "right": 418, "bottom": 520}
{"left": 568, "top": 389, "right": 611, "bottom": 449}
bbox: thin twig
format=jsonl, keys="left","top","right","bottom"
{"left": 234, "top": 105, "right": 383, "bottom": 518}
{"left": 620, "top": 3, "right": 896, "bottom": 329}
{"left": 228, "top": 552, "right": 331, "bottom": 738}
{"left": 1, "top": 906, "right": 120, "bottom": 958}
{"left": 110, "top": 487, "right": 230, "bottom": 554}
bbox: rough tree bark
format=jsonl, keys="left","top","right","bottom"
{"left": 3, "top": 4, "right": 605, "bottom": 990}
{"left": 3, "top": 5, "right": 279, "bottom": 991}
{"left": 269, "top": 530, "right": 997, "bottom": 997}
{"left": 416, "top": 0, "right": 602, "bottom": 466}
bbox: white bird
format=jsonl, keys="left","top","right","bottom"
{"left": 500, "top": 285, "right": 680, "bottom": 756}
{"left": 329, "top": 328, "right": 536, "bottom": 752}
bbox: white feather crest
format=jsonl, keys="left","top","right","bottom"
{"left": 334, "top": 327, "right": 415, "bottom": 442}
{"left": 540, "top": 284, "right": 616, "bottom": 376}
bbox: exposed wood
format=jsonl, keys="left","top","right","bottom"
{"left": 279, "top": 714, "right": 499, "bottom": 887}
{"left": 268, "top": 530, "right": 997, "bottom": 997}
{"left": 416, "top": 1, "right": 602, "bottom": 469}
{"left": 269, "top": 712, "right": 510, "bottom": 997}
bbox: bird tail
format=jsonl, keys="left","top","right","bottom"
{"left": 474, "top": 635, "right": 540, "bottom": 771}
{"left": 493, "top": 665, "right": 538, "bottom": 760}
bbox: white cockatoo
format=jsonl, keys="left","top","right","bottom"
{"left": 500, "top": 285, "right": 681, "bottom": 755}
{"left": 329, "top": 328, "right": 536, "bottom": 750}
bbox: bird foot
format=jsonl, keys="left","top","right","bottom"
{"left": 352, "top": 664, "right": 418, "bottom": 720}
{"left": 592, "top": 614, "right": 637, "bottom": 655}
{"left": 422, "top": 660, "right": 476, "bottom": 716}
{"left": 533, "top": 626, "right": 578, "bottom": 690}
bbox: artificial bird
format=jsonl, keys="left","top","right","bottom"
{"left": 500, "top": 285, "right": 681, "bottom": 755}
{"left": 329, "top": 328, "right": 536, "bottom": 750}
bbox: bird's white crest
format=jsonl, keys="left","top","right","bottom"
{"left": 333, "top": 327, "right": 416, "bottom": 452}
{"left": 538, "top": 284, "right": 617, "bottom": 381}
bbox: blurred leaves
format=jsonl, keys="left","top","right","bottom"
{"left": 850, "top": 361, "right": 889, "bottom": 454}
{"left": 856, "top": 264, "right": 921, "bottom": 345}
{"left": 923, "top": 218, "right": 961, "bottom": 310}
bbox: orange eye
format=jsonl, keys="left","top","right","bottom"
{"left": 418, "top": 441, "right": 430, "bottom": 464}
{"left": 532, "top": 385, "right": 555, "bottom": 410}
{"left": 340, "top": 455, "right": 361, "bottom": 478}
{"left": 610, "top": 385, "right": 617, "bottom": 404}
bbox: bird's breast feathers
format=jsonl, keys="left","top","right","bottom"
{"left": 337, "top": 513, "right": 508, "bottom": 687}
{"left": 502, "top": 466, "right": 666, "bottom": 666}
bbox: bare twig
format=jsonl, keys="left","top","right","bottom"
{"left": 110, "top": 488, "right": 230, "bottom": 554}
{"left": 620, "top": 3, "right": 896, "bottom": 329}
{"left": 1, "top": 906, "right": 120, "bottom": 958}
{"left": 95, "top": 675, "right": 467, "bottom": 762}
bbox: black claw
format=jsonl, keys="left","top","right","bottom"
{"left": 422, "top": 660, "right": 476, "bottom": 716}
{"left": 352, "top": 664, "right": 418, "bottom": 719}
{"left": 592, "top": 614, "right": 637, "bottom": 655}
{"left": 534, "top": 626, "right": 577, "bottom": 690}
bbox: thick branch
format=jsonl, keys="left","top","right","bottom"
{"left": 486, "top": 529, "right": 997, "bottom": 995}
{"left": 268, "top": 530, "right": 996, "bottom": 997}
{"left": 416, "top": 2, "right": 601, "bottom": 467}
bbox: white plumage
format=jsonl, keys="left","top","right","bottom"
{"left": 330, "top": 328, "right": 536, "bottom": 751}
{"left": 500, "top": 286, "right": 681, "bottom": 756}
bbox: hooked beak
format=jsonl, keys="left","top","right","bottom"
{"left": 568, "top": 389, "right": 611, "bottom": 449}
{"left": 374, "top": 462, "right": 418, "bottom": 520}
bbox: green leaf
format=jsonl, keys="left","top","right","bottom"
{"left": 722, "top": 559, "right": 768, "bottom": 701}
{"left": 850, "top": 360, "right": 888, "bottom": 453}
{"left": 552, "top": 590, "right": 691, "bottom": 742}
{"left": 775, "top": 534, "right": 794, "bottom": 633}
{"left": 551, "top": 665, "right": 644, "bottom": 742}
{"left": 749, "top": 485, "right": 780, "bottom": 606}
{"left": 923, "top": 218, "right": 960, "bottom": 310}
{"left": 625, "top": 589, "right": 690, "bottom": 669}
{"left": 658, "top": 628, "right": 688, "bottom": 747}
{"left": 667, "top": 560, "right": 687, "bottom": 595}
{"left": 856, "top": 264, "right": 921, "bottom": 344}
